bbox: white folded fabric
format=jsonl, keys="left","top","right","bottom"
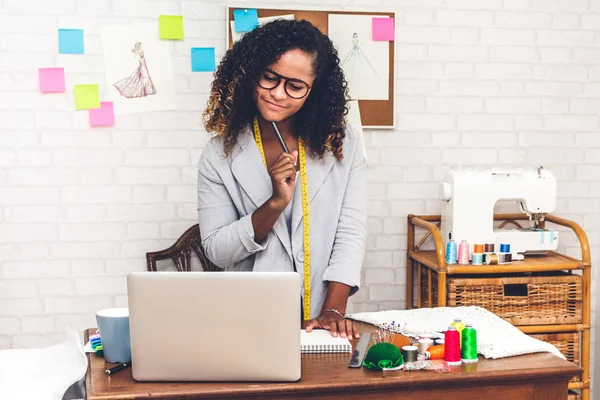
{"left": 0, "top": 329, "right": 88, "bottom": 400}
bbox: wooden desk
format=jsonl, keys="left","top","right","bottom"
{"left": 85, "top": 324, "right": 581, "bottom": 400}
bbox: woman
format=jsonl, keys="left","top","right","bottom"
{"left": 197, "top": 19, "right": 367, "bottom": 340}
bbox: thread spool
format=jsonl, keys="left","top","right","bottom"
{"left": 450, "top": 318, "right": 465, "bottom": 347}
{"left": 443, "top": 326, "right": 461, "bottom": 365}
{"left": 425, "top": 345, "right": 444, "bottom": 360}
{"left": 461, "top": 324, "right": 478, "bottom": 363}
{"left": 458, "top": 240, "right": 470, "bottom": 265}
{"left": 418, "top": 338, "right": 433, "bottom": 355}
{"left": 473, "top": 244, "right": 484, "bottom": 254}
{"left": 484, "top": 243, "right": 495, "bottom": 253}
{"left": 500, "top": 243, "right": 512, "bottom": 263}
{"left": 471, "top": 253, "right": 483, "bottom": 265}
{"left": 483, "top": 253, "right": 499, "bottom": 265}
{"left": 497, "top": 253, "right": 506, "bottom": 264}
{"left": 445, "top": 233, "right": 457, "bottom": 265}
{"left": 402, "top": 345, "right": 418, "bottom": 362}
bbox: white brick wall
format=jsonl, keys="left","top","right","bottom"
{"left": 1, "top": 0, "right": 599, "bottom": 388}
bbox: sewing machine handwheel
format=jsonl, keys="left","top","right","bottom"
{"left": 440, "top": 182, "right": 452, "bottom": 201}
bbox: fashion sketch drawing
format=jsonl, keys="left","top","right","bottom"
{"left": 113, "top": 42, "right": 157, "bottom": 98}
{"left": 328, "top": 14, "right": 389, "bottom": 100}
{"left": 341, "top": 33, "right": 379, "bottom": 79}
{"left": 102, "top": 23, "right": 176, "bottom": 114}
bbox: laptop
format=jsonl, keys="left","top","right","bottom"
{"left": 127, "top": 271, "right": 301, "bottom": 382}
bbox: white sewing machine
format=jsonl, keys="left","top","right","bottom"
{"left": 440, "top": 166, "right": 559, "bottom": 259}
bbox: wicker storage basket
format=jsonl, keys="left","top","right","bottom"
{"left": 529, "top": 331, "right": 581, "bottom": 382}
{"left": 419, "top": 271, "right": 582, "bottom": 325}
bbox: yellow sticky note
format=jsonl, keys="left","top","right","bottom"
{"left": 74, "top": 84, "right": 100, "bottom": 110}
{"left": 159, "top": 15, "right": 184, "bottom": 40}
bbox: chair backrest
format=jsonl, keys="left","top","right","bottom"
{"left": 146, "top": 224, "right": 221, "bottom": 272}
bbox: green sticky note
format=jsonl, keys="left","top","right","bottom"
{"left": 159, "top": 15, "right": 184, "bottom": 40}
{"left": 74, "top": 84, "right": 100, "bottom": 110}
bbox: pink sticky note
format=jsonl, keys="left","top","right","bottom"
{"left": 39, "top": 67, "right": 65, "bottom": 93}
{"left": 89, "top": 102, "right": 115, "bottom": 127}
{"left": 372, "top": 17, "right": 395, "bottom": 41}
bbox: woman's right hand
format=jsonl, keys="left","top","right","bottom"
{"left": 268, "top": 150, "right": 298, "bottom": 210}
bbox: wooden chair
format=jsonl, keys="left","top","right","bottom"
{"left": 146, "top": 224, "right": 221, "bottom": 272}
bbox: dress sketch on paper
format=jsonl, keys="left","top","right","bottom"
{"left": 328, "top": 14, "right": 389, "bottom": 101}
{"left": 102, "top": 23, "right": 177, "bottom": 114}
{"left": 341, "top": 33, "right": 379, "bottom": 79}
{"left": 113, "top": 42, "right": 157, "bottom": 99}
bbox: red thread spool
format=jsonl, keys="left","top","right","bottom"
{"left": 444, "top": 326, "right": 462, "bottom": 365}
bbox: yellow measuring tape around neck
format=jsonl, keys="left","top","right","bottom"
{"left": 253, "top": 116, "right": 311, "bottom": 321}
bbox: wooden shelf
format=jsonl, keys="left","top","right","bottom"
{"left": 406, "top": 213, "right": 592, "bottom": 400}
{"left": 409, "top": 250, "right": 584, "bottom": 274}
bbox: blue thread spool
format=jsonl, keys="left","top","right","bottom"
{"left": 499, "top": 243, "right": 512, "bottom": 263}
{"left": 446, "top": 233, "right": 457, "bottom": 265}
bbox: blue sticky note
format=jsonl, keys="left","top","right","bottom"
{"left": 191, "top": 47, "right": 215, "bottom": 72}
{"left": 58, "top": 29, "right": 84, "bottom": 54}
{"left": 233, "top": 9, "right": 258, "bottom": 32}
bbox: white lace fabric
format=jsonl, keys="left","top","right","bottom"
{"left": 346, "top": 306, "right": 565, "bottom": 360}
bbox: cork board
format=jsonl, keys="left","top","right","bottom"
{"left": 226, "top": 7, "right": 396, "bottom": 129}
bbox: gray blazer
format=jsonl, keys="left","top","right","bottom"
{"left": 197, "top": 124, "right": 367, "bottom": 318}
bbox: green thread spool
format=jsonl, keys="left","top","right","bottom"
{"left": 461, "top": 324, "right": 478, "bottom": 363}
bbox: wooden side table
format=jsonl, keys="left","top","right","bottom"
{"left": 406, "top": 213, "right": 591, "bottom": 400}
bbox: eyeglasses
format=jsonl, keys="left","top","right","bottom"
{"left": 257, "top": 69, "right": 312, "bottom": 99}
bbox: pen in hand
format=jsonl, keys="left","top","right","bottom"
{"left": 270, "top": 121, "right": 297, "bottom": 185}
{"left": 271, "top": 121, "right": 290, "bottom": 154}
{"left": 105, "top": 361, "right": 132, "bottom": 376}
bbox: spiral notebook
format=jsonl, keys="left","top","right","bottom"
{"left": 300, "top": 330, "right": 353, "bottom": 353}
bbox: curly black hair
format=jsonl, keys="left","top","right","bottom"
{"left": 203, "top": 19, "right": 349, "bottom": 160}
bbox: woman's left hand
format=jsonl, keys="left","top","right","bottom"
{"left": 305, "top": 310, "right": 360, "bottom": 340}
